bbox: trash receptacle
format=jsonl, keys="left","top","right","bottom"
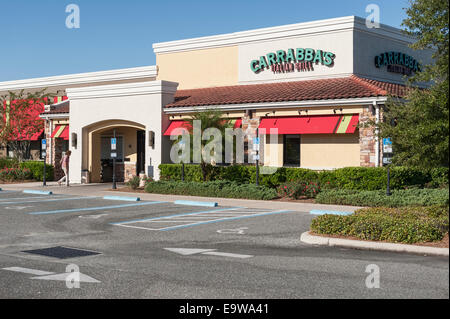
{"left": 81, "top": 169, "right": 90, "bottom": 184}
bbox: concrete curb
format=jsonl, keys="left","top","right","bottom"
{"left": 174, "top": 200, "right": 218, "bottom": 207}
{"left": 103, "top": 195, "right": 140, "bottom": 202}
{"left": 300, "top": 231, "right": 449, "bottom": 256}
{"left": 23, "top": 190, "right": 53, "bottom": 195}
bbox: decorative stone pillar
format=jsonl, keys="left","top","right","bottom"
{"left": 359, "top": 107, "right": 377, "bottom": 167}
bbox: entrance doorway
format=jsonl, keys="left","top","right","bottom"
{"left": 136, "top": 130, "right": 145, "bottom": 175}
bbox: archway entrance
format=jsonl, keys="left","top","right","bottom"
{"left": 83, "top": 120, "right": 146, "bottom": 183}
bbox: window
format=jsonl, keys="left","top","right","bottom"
{"left": 283, "top": 135, "right": 300, "bottom": 166}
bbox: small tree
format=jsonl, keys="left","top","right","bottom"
{"left": 0, "top": 90, "right": 51, "bottom": 162}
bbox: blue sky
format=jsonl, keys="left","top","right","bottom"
{"left": 0, "top": 0, "right": 410, "bottom": 82}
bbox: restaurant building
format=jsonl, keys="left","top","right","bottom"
{"left": 0, "top": 16, "right": 432, "bottom": 183}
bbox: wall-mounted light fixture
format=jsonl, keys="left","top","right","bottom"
{"left": 148, "top": 131, "right": 155, "bottom": 148}
{"left": 71, "top": 132, "right": 77, "bottom": 148}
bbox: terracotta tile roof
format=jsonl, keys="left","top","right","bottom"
{"left": 166, "top": 75, "right": 409, "bottom": 108}
{"left": 44, "top": 100, "right": 70, "bottom": 114}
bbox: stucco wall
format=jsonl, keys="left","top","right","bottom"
{"left": 66, "top": 81, "right": 178, "bottom": 183}
{"left": 156, "top": 46, "right": 239, "bottom": 89}
{"left": 300, "top": 133, "right": 360, "bottom": 169}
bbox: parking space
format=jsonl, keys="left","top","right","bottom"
{"left": 0, "top": 191, "right": 294, "bottom": 232}
{"left": 112, "top": 207, "right": 293, "bottom": 231}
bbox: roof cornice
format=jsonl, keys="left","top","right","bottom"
{"left": 0, "top": 66, "right": 158, "bottom": 92}
{"left": 66, "top": 80, "right": 179, "bottom": 100}
{"left": 153, "top": 16, "right": 415, "bottom": 54}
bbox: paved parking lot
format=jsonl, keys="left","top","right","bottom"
{"left": 0, "top": 187, "right": 448, "bottom": 299}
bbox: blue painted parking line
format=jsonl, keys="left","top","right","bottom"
{"left": 23, "top": 190, "right": 53, "bottom": 195}
{"left": 103, "top": 196, "right": 140, "bottom": 202}
{"left": 0, "top": 196, "right": 100, "bottom": 206}
{"left": 174, "top": 200, "right": 218, "bottom": 207}
{"left": 111, "top": 207, "right": 241, "bottom": 225}
{"left": 29, "top": 201, "right": 168, "bottom": 215}
{"left": 309, "top": 210, "right": 354, "bottom": 216}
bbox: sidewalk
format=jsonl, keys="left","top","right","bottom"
{"left": 0, "top": 182, "right": 362, "bottom": 213}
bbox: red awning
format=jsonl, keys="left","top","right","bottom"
{"left": 163, "top": 121, "right": 192, "bottom": 136}
{"left": 51, "top": 125, "right": 69, "bottom": 140}
{"left": 259, "top": 114, "right": 359, "bottom": 135}
{"left": 234, "top": 119, "right": 242, "bottom": 129}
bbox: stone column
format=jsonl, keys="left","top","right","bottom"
{"left": 359, "top": 107, "right": 377, "bottom": 167}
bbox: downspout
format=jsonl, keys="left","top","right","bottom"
{"left": 374, "top": 101, "right": 380, "bottom": 167}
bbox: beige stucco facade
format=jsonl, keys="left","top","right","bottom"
{"left": 156, "top": 46, "right": 239, "bottom": 89}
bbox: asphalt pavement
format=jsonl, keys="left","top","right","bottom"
{"left": 0, "top": 184, "right": 448, "bottom": 299}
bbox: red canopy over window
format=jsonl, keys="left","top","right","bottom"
{"left": 51, "top": 125, "right": 69, "bottom": 140}
{"left": 259, "top": 114, "right": 359, "bottom": 135}
{"left": 163, "top": 121, "right": 192, "bottom": 136}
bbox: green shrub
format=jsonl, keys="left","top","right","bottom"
{"left": 145, "top": 180, "right": 278, "bottom": 200}
{"left": 158, "top": 164, "right": 448, "bottom": 190}
{"left": 126, "top": 176, "right": 141, "bottom": 190}
{"left": 315, "top": 188, "right": 449, "bottom": 207}
{"left": 19, "top": 161, "right": 54, "bottom": 181}
{"left": 0, "top": 158, "right": 19, "bottom": 169}
{"left": 310, "top": 206, "right": 449, "bottom": 244}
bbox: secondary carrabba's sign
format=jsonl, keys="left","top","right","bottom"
{"left": 374, "top": 51, "right": 421, "bottom": 76}
{"left": 250, "top": 48, "right": 336, "bottom": 74}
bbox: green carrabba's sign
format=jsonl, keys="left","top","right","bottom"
{"left": 250, "top": 48, "right": 336, "bottom": 74}
{"left": 375, "top": 52, "right": 421, "bottom": 76}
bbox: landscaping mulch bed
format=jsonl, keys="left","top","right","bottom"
{"left": 310, "top": 232, "right": 449, "bottom": 248}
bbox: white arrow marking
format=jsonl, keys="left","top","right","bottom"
{"left": 164, "top": 248, "right": 215, "bottom": 256}
{"left": 31, "top": 272, "right": 101, "bottom": 283}
{"left": 79, "top": 214, "right": 109, "bottom": 219}
{"left": 2, "top": 267, "right": 54, "bottom": 276}
{"left": 5, "top": 206, "right": 34, "bottom": 210}
{"left": 201, "top": 252, "right": 253, "bottom": 259}
{"left": 164, "top": 248, "right": 254, "bottom": 258}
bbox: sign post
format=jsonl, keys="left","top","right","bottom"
{"left": 111, "top": 133, "right": 117, "bottom": 190}
{"left": 41, "top": 139, "right": 47, "bottom": 186}
{"left": 179, "top": 140, "right": 185, "bottom": 182}
{"left": 382, "top": 138, "right": 393, "bottom": 196}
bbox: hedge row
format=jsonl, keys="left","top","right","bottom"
{"left": 315, "top": 189, "right": 449, "bottom": 207}
{"left": 0, "top": 158, "right": 53, "bottom": 181}
{"left": 159, "top": 164, "right": 449, "bottom": 190}
{"left": 310, "top": 205, "right": 449, "bottom": 244}
{"left": 145, "top": 180, "right": 278, "bottom": 200}
{"left": 19, "top": 161, "right": 54, "bottom": 181}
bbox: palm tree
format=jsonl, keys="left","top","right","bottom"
{"left": 185, "top": 109, "right": 231, "bottom": 181}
